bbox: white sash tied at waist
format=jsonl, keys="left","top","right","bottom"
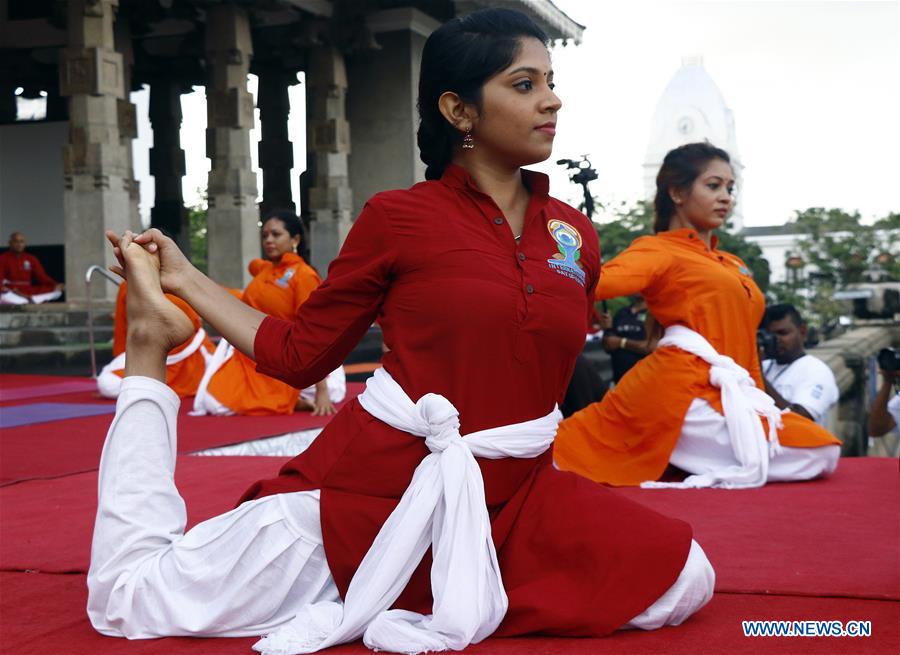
{"left": 253, "top": 366, "right": 562, "bottom": 655}
{"left": 642, "top": 325, "right": 784, "bottom": 490}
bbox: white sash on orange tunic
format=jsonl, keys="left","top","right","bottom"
{"left": 642, "top": 325, "right": 784, "bottom": 490}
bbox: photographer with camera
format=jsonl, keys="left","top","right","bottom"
{"left": 867, "top": 348, "right": 900, "bottom": 437}
{"left": 760, "top": 304, "right": 839, "bottom": 427}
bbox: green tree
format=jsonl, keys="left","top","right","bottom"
{"left": 791, "top": 208, "right": 879, "bottom": 287}
{"left": 594, "top": 199, "right": 654, "bottom": 262}
{"left": 188, "top": 201, "right": 208, "bottom": 275}
{"left": 872, "top": 212, "right": 900, "bottom": 281}
{"left": 770, "top": 208, "right": 900, "bottom": 328}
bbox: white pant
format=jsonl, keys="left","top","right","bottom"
{"left": 1, "top": 289, "right": 61, "bottom": 304}
{"left": 88, "top": 377, "right": 712, "bottom": 640}
{"left": 671, "top": 399, "right": 840, "bottom": 482}
{"left": 299, "top": 366, "right": 347, "bottom": 404}
{"left": 96, "top": 368, "right": 124, "bottom": 400}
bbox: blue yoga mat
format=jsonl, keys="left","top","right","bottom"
{"left": 0, "top": 403, "right": 117, "bottom": 429}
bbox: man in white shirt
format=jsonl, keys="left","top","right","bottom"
{"left": 761, "top": 304, "right": 839, "bottom": 427}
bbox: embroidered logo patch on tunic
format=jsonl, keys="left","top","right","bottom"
{"left": 275, "top": 268, "right": 295, "bottom": 289}
{"left": 546, "top": 219, "right": 585, "bottom": 286}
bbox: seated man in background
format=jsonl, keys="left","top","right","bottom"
{"left": 0, "top": 232, "right": 64, "bottom": 304}
{"left": 761, "top": 303, "right": 839, "bottom": 427}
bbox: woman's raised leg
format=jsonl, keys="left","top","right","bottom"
{"left": 87, "top": 240, "right": 338, "bottom": 639}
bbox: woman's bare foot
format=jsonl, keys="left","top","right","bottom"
{"left": 122, "top": 240, "right": 194, "bottom": 382}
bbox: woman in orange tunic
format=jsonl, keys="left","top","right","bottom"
{"left": 97, "top": 282, "right": 214, "bottom": 399}
{"left": 192, "top": 211, "right": 345, "bottom": 416}
{"left": 554, "top": 143, "right": 840, "bottom": 487}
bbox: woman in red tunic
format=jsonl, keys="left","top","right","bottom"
{"left": 87, "top": 10, "right": 713, "bottom": 653}
{"left": 555, "top": 143, "right": 841, "bottom": 488}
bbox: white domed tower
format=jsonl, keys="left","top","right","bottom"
{"left": 643, "top": 56, "right": 744, "bottom": 232}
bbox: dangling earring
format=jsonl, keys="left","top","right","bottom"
{"left": 462, "top": 129, "right": 474, "bottom": 150}
{"left": 292, "top": 243, "right": 298, "bottom": 253}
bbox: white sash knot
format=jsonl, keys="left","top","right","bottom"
{"left": 641, "top": 325, "right": 784, "bottom": 490}
{"left": 253, "top": 366, "right": 561, "bottom": 655}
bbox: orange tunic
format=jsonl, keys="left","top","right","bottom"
{"left": 205, "top": 254, "right": 322, "bottom": 415}
{"left": 110, "top": 282, "right": 214, "bottom": 398}
{"left": 554, "top": 228, "right": 839, "bottom": 486}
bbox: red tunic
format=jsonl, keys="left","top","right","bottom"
{"left": 240, "top": 165, "right": 693, "bottom": 636}
{"left": 0, "top": 251, "right": 58, "bottom": 295}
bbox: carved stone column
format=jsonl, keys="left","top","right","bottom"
{"left": 59, "top": 0, "right": 131, "bottom": 301}
{"left": 0, "top": 84, "right": 17, "bottom": 123}
{"left": 347, "top": 9, "right": 439, "bottom": 218}
{"left": 114, "top": 17, "right": 139, "bottom": 225}
{"left": 204, "top": 3, "right": 258, "bottom": 288}
{"left": 305, "top": 46, "right": 353, "bottom": 273}
{"left": 148, "top": 79, "right": 189, "bottom": 254}
{"left": 257, "top": 68, "right": 295, "bottom": 219}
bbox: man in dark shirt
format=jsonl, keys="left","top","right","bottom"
{"left": 603, "top": 295, "right": 653, "bottom": 383}
{"left": 0, "top": 232, "right": 64, "bottom": 304}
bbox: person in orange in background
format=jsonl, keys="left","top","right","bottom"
{"left": 192, "top": 210, "right": 345, "bottom": 416}
{"left": 0, "top": 231, "right": 65, "bottom": 304}
{"left": 96, "top": 281, "right": 214, "bottom": 399}
{"left": 554, "top": 143, "right": 841, "bottom": 489}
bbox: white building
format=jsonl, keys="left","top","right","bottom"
{"left": 740, "top": 225, "right": 806, "bottom": 285}
{"left": 644, "top": 56, "right": 744, "bottom": 232}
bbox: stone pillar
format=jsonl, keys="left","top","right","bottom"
{"left": 204, "top": 3, "right": 258, "bottom": 289}
{"left": 257, "top": 68, "right": 295, "bottom": 219}
{"left": 0, "top": 84, "right": 17, "bottom": 123}
{"left": 114, "top": 17, "right": 139, "bottom": 225}
{"left": 148, "top": 79, "right": 189, "bottom": 254}
{"left": 59, "top": 0, "right": 132, "bottom": 301}
{"left": 305, "top": 47, "right": 353, "bottom": 274}
{"left": 347, "top": 9, "right": 439, "bottom": 218}
{"left": 45, "top": 85, "right": 69, "bottom": 122}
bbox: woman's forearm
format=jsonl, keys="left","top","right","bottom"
{"left": 177, "top": 269, "right": 267, "bottom": 359}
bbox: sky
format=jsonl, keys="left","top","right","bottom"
{"left": 536, "top": 0, "right": 900, "bottom": 226}
{"left": 131, "top": 0, "right": 900, "bottom": 229}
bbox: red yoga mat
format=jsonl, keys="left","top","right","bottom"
{"left": 0, "top": 383, "right": 364, "bottom": 484}
{"left": 2, "top": 457, "right": 897, "bottom": 605}
{"left": 2, "top": 572, "right": 897, "bottom": 655}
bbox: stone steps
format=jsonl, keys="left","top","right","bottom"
{"left": 0, "top": 303, "right": 116, "bottom": 375}
{"left": 0, "top": 325, "right": 115, "bottom": 347}
{"left": 0, "top": 342, "right": 114, "bottom": 376}
{"left": 0, "top": 303, "right": 115, "bottom": 329}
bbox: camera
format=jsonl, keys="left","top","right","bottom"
{"left": 877, "top": 347, "right": 900, "bottom": 373}
{"left": 556, "top": 157, "right": 599, "bottom": 186}
{"left": 557, "top": 156, "right": 599, "bottom": 218}
{"left": 757, "top": 329, "right": 778, "bottom": 360}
